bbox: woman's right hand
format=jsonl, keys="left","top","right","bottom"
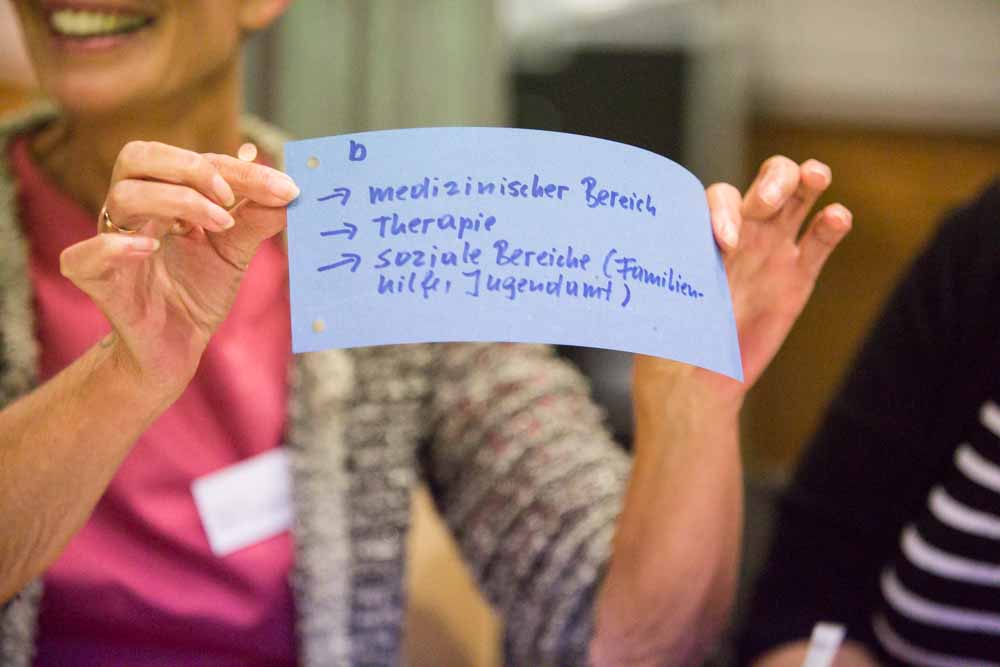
{"left": 58, "top": 140, "right": 299, "bottom": 398}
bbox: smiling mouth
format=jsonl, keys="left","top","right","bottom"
{"left": 48, "top": 7, "right": 155, "bottom": 39}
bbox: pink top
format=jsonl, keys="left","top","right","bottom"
{"left": 10, "top": 136, "right": 298, "bottom": 666}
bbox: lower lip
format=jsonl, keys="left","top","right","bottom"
{"left": 47, "top": 21, "right": 154, "bottom": 54}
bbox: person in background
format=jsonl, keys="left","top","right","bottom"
{"left": 0, "top": 1, "right": 851, "bottom": 665}
{"left": 739, "top": 180, "right": 999, "bottom": 666}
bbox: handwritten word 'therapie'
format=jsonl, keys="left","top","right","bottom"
{"left": 372, "top": 211, "right": 497, "bottom": 240}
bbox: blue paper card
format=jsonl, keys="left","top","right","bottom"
{"left": 285, "top": 128, "right": 743, "bottom": 380}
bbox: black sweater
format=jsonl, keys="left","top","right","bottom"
{"left": 739, "top": 180, "right": 1000, "bottom": 665}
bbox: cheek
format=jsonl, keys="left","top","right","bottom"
{"left": 178, "top": 2, "right": 245, "bottom": 58}
{"left": 159, "top": 20, "right": 242, "bottom": 91}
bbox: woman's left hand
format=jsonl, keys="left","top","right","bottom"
{"left": 634, "top": 156, "right": 852, "bottom": 413}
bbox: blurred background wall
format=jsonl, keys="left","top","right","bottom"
{"left": 2, "top": 1, "right": 998, "bottom": 664}
{"left": 250, "top": 1, "right": 506, "bottom": 135}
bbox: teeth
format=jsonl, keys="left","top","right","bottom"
{"left": 50, "top": 8, "right": 149, "bottom": 38}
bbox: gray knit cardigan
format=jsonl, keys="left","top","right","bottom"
{"left": 0, "top": 108, "right": 629, "bottom": 666}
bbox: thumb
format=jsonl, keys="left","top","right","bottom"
{"left": 208, "top": 202, "right": 286, "bottom": 271}
{"left": 706, "top": 182, "right": 742, "bottom": 252}
{"left": 60, "top": 233, "right": 159, "bottom": 293}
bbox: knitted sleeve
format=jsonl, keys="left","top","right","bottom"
{"left": 0, "top": 582, "right": 41, "bottom": 667}
{"left": 421, "top": 342, "right": 630, "bottom": 666}
{"left": 0, "top": 112, "right": 49, "bottom": 667}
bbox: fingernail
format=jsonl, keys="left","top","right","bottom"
{"left": 210, "top": 205, "right": 236, "bottom": 230}
{"left": 761, "top": 179, "right": 783, "bottom": 207}
{"left": 807, "top": 160, "right": 832, "bottom": 182}
{"left": 129, "top": 236, "right": 159, "bottom": 252}
{"left": 270, "top": 173, "right": 301, "bottom": 201}
{"left": 831, "top": 205, "right": 852, "bottom": 226}
{"left": 212, "top": 173, "right": 236, "bottom": 208}
{"left": 723, "top": 219, "right": 739, "bottom": 248}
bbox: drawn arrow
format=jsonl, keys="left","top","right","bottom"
{"left": 319, "top": 221, "right": 358, "bottom": 240}
{"left": 317, "top": 187, "right": 351, "bottom": 206}
{"left": 317, "top": 253, "right": 362, "bottom": 273}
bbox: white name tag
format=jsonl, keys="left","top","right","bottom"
{"left": 191, "top": 448, "right": 293, "bottom": 557}
{"left": 801, "top": 622, "right": 846, "bottom": 667}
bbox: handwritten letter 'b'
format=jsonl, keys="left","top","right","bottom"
{"left": 284, "top": 128, "right": 742, "bottom": 381}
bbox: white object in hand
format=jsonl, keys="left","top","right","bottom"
{"left": 800, "top": 622, "right": 846, "bottom": 667}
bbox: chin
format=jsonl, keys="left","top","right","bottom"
{"left": 43, "top": 71, "right": 157, "bottom": 118}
